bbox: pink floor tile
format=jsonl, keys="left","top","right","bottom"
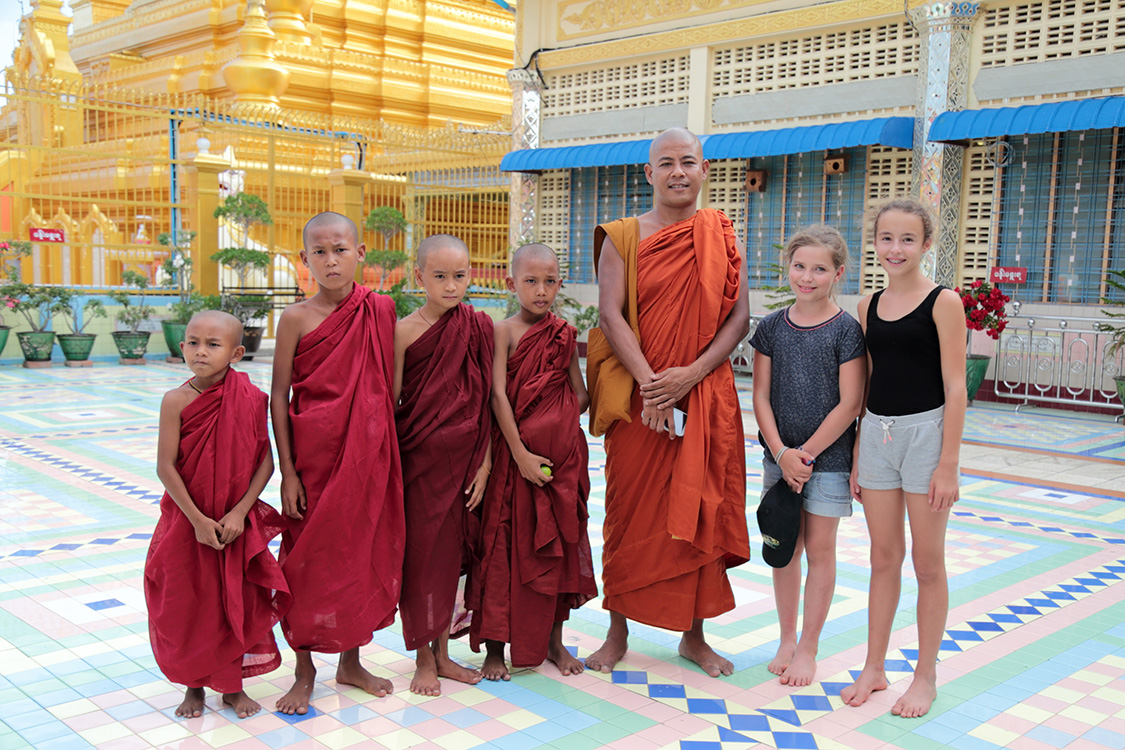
{"left": 472, "top": 698, "right": 517, "bottom": 718}
{"left": 606, "top": 690, "right": 652, "bottom": 711}
{"left": 353, "top": 716, "right": 402, "bottom": 735}
{"left": 659, "top": 713, "right": 716, "bottom": 734}
{"left": 120, "top": 710, "right": 174, "bottom": 733}
{"left": 64, "top": 710, "right": 116, "bottom": 731}
{"left": 1024, "top": 694, "right": 1069, "bottom": 713}
{"left": 410, "top": 716, "right": 458, "bottom": 740}
{"left": 987, "top": 713, "right": 1039, "bottom": 734}
{"left": 1006, "top": 739, "right": 1065, "bottom": 750}
{"left": 467, "top": 721, "right": 518, "bottom": 743}
{"left": 99, "top": 737, "right": 152, "bottom": 750}
{"left": 605, "top": 736, "right": 661, "bottom": 749}
{"left": 292, "top": 714, "right": 346, "bottom": 734}
{"left": 1046, "top": 715, "right": 1097, "bottom": 735}
{"left": 417, "top": 696, "right": 463, "bottom": 716}
{"left": 634, "top": 701, "right": 683, "bottom": 722}
{"left": 91, "top": 689, "right": 136, "bottom": 709}
{"left": 223, "top": 740, "right": 271, "bottom": 750}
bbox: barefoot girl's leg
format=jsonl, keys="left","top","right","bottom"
{"left": 783, "top": 513, "right": 840, "bottom": 688}
{"left": 892, "top": 491, "right": 950, "bottom": 718}
{"left": 841, "top": 488, "right": 905, "bottom": 707}
{"left": 770, "top": 531, "right": 804, "bottom": 679}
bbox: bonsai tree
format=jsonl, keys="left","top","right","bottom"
{"left": 158, "top": 229, "right": 197, "bottom": 305}
{"left": 54, "top": 288, "right": 108, "bottom": 334}
{"left": 109, "top": 270, "right": 155, "bottom": 332}
{"left": 214, "top": 193, "right": 273, "bottom": 247}
{"left": 0, "top": 240, "right": 32, "bottom": 282}
{"left": 1096, "top": 268, "right": 1125, "bottom": 357}
{"left": 364, "top": 207, "right": 409, "bottom": 290}
{"left": 223, "top": 293, "right": 272, "bottom": 326}
{"left": 0, "top": 282, "right": 67, "bottom": 332}
{"left": 211, "top": 246, "right": 271, "bottom": 289}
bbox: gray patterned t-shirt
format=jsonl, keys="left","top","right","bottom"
{"left": 749, "top": 307, "right": 866, "bottom": 473}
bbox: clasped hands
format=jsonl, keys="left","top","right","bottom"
{"left": 639, "top": 365, "right": 700, "bottom": 438}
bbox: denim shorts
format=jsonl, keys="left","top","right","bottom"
{"left": 857, "top": 405, "right": 946, "bottom": 495}
{"left": 761, "top": 460, "right": 853, "bottom": 518}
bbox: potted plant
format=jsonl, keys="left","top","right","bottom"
{"left": 158, "top": 229, "right": 198, "bottom": 361}
{"left": 364, "top": 206, "right": 408, "bottom": 290}
{"left": 0, "top": 282, "right": 65, "bottom": 367}
{"left": 955, "top": 279, "right": 1010, "bottom": 402}
{"left": 1095, "top": 268, "right": 1125, "bottom": 411}
{"left": 54, "top": 288, "right": 107, "bottom": 366}
{"left": 109, "top": 270, "right": 156, "bottom": 364}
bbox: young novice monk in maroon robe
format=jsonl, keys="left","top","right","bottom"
{"left": 147, "top": 310, "right": 290, "bottom": 720}
{"left": 394, "top": 234, "right": 494, "bottom": 696}
{"left": 271, "top": 211, "right": 405, "bottom": 715}
{"left": 469, "top": 243, "right": 597, "bottom": 680}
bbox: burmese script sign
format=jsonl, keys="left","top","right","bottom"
{"left": 30, "top": 228, "right": 65, "bottom": 243}
{"left": 990, "top": 267, "right": 1027, "bottom": 284}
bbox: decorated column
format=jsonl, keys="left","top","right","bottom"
{"left": 328, "top": 157, "right": 372, "bottom": 282}
{"left": 507, "top": 67, "right": 541, "bottom": 250}
{"left": 911, "top": 1, "right": 980, "bottom": 286}
{"left": 185, "top": 135, "right": 231, "bottom": 296}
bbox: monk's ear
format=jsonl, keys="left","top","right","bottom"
{"left": 414, "top": 264, "right": 424, "bottom": 286}
{"left": 356, "top": 242, "right": 367, "bottom": 265}
{"left": 299, "top": 249, "right": 309, "bottom": 268}
{"left": 230, "top": 344, "right": 246, "bottom": 364}
{"left": 643, "top": 162, "right": 654, "bottom": 186}
{"left": 700, "top": 158, "right": 710, "bottom": 180}
{"left": 504, "top": 275, "right": 516, "bottom": 293}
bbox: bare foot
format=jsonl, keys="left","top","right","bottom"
{"left": 780, "top": 647, "right": 816, "bottom": 687}
{"left": 547, "top": 641, "right": 584, "bottom": 676}
{"left": 678, "top": 632, "right": 733, "bottom": 677}
{"left": 585, "top": 630, "right": 628, "bottom": 674}
{"left": 435, "top": 653, "right": 482, "bottom": 686}
{"left": 481, "top": 641, "right": 510, "bottom": 681}
{"left": 768, "top": 640, "right": 796, "bottom": 677}
{"left": 841, "top": 666, "right": 888, "bottom": 707}
{"left": 892, "top": 675, "right": 937, "bottom": 718}
{"left": 222, "top": 691, "right": 262, "bottom": 719}
{"left": 175, "top": 687, "right": 205, "bottom": 718}
{"left": 410, "top": 654, "right": 441, "bottom": 697}
{"left": 276, "top": 659, "right": 316, "bottom": 716}
{"left": 337, "top": 660, "right": 393, "bottom": 698}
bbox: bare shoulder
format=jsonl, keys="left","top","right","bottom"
{"left": 276, "top": 300, "right": 322, "bottom": 340}
{"left": 395, "top": 312, "right": 428, "bottom": 351}
{"left": 933, "top": 287, "right": 967, "bottom": 324}
{"left": 856, "top": 294, "right": 874, "bottom": 330}
{"left": 160, "top": 385, "right": 193, "bottom": 418}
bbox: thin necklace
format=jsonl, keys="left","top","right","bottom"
{"left": 188, "top": 379, "right": 203, "bottom": 394}
{"left": 417, "top": 308, "right": 435, "bottom": 327}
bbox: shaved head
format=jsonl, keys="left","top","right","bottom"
{"left": 649, "top": 127, "right": 703, "bottom": 164}
{"left": 187, "top": 310, "right": 243, "bottom": 346}
{"left": 302, "top": 211, "right": 359, "bottom": 248}
{"left": 510, "top": 243, "right": 559, "bottom": 276}
{"left": 416, "top": 233, "right": 469, "bottom": 271}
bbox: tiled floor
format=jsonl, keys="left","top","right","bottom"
{"left": 2, "top": 360, "right": 1125, "bottom": 750}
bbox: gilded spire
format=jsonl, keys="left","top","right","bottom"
{"left": 221, "top": 0, "right": 290, "bottom": 112}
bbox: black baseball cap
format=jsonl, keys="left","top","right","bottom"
{"left": 757, "top": 479, "right": 802, "bottom": 568}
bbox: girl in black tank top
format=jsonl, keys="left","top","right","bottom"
{"left": 865, "top": 286, "right": 946, "bottom": 416}
{"left": 842, "top": 199, "right": 968, "bottom": 720}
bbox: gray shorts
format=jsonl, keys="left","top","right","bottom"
{"left": 857, "top": 406, "right": 946, "bottom": 495}
{"left": 761, "top": 461, "right": 853, "bottom": 518}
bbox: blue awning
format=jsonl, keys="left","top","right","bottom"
{"left": 500, "top": 117, "right": 915, "bottom": 172}
{"left": 928, "top": 97, "right": 1125, "bottom": 143}
{"left": 702, "top": 117, "right": 914, "bottom": 160}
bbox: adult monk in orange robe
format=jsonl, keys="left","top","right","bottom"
{"left": 585, "top": 128, "right": 751, "bottom": 677}
{"left": 271, "top": 212, "right": 405, "bottom": 714}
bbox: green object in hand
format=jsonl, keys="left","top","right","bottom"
{"left": 541, "top": 466, "right": 552, "bottom": 477}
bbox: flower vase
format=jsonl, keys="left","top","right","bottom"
{"left": 112, "top": 331, "right": 151, "bottom": 365}
{"left": 966, "top": 354, "right": 991, "bottom": 402}
{"left": 162, "top": 321, "right": 188, "bottom": 363}
{"left": 57, "top": 333, "right": 97, "bottom": 367}
{"left": 17, "top": 331, "right": 56, "bottom": 368}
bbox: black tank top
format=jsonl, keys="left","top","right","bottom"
{"left": 865, "top": 286, "right": 946, "bottom": 416}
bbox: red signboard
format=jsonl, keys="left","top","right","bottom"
{"left": 990, "top": 266, "right": 1027, "bottom": 284}
{"left": 29, "top": 227, "right": 65, "bottom": 243}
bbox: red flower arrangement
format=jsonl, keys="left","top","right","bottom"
{"left": 955, "top": 279, "right": 1010, "bottom": 340}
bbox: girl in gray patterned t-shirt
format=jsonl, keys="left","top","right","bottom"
{"left": 750, "top": 225, "right": 866, "bottom": 688}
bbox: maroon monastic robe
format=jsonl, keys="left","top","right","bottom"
{"left": 281, "top": 283, "right": 405, "bottom": 653}
{"left": 145, "top": 369, "right": 290, "bottom": 693}
{"left": 469, "top": 313, "right": 597, "bottom": 667}
{"left": 397, "top": 304, "right": 494, "bottom": 650}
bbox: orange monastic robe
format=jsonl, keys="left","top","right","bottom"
{"left": 597, "top": 208, "right": 750, "bottom": 631}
